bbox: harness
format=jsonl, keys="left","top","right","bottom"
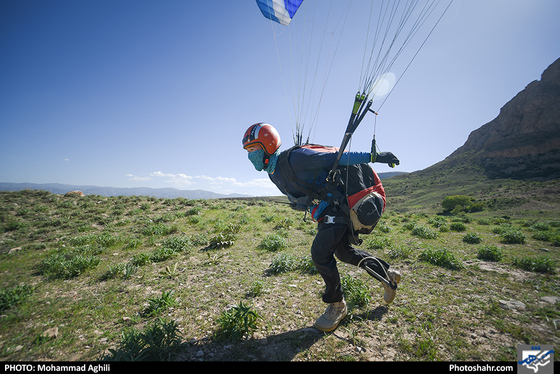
{"left": 276, "top": 145, "right": 350, "bottom": 218}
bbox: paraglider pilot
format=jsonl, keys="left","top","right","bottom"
{"left": 242, "top": 122, "right": 402, "bottom": 332}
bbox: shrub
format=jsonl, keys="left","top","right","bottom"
{"left": 533, "top": 232, "right": 551, "bottom": 241}
{"left": 419, "top": 248, "right": 463, "bottom": 270}
{"left": 442, "top": 195, "right": 472, "bottom": 213}
{"left": 463, "top": 233, "right": 483, "bottom": 244}
{"left": 531, "top": 222, "right": 550, "bottom": 231}
{"left": 500, "top": 230, "right": 526, "bottom": 244}
{"left": 477, "top": 245, "right": 503, "bottom": 262}
{"left": 511, "top": 256, "right": 556, "bottom": 274}
{"left": 469, "top": 203, "right": 485, "bottom": 213}
{"left": 411, "top": 225, "right": 438, "bottom": 239}
{"left": 449, "top": 222, "right": 467, "bottom": 232}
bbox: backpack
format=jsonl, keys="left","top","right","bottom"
{"left": 277, "top": 144, "right": 386, "bottom": 235}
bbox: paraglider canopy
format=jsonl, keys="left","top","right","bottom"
{"left": 255, "top": 0, "right": 454, "bottom": 150}
{"left": 256, "top": 0, "right": 304, "bottom": 26}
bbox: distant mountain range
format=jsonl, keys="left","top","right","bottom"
{"left": 0, "top": 171, "right": 408, "bottom": 199}
{"left": 0, "top": 182, "right": 249, "bottom": 199}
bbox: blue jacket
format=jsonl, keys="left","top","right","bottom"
{"left": 268, "top": 146, "right": 371, "bottom": 220}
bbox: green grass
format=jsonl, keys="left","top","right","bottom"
{"left": 0, "top": 189, "right": 559, "bottom": 361}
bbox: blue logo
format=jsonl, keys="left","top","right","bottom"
{"left": 517, "top": 345, "right": 554, "bottom": 374}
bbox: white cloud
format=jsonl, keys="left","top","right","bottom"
{"left": 126, "top": 173, "right": 152, "bottom": 182}
{"left": 127, "top": 171, "right": 278, "bottom": 195}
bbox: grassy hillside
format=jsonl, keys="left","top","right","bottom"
{"left": 1, "top": 188, "right": 559, "bottom": 361}
{"left": 383, "top": 153, "right": 560, "bottom": 218}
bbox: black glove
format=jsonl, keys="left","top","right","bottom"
{"left": 372, "top": 151, "right": 400, "bottom": 168}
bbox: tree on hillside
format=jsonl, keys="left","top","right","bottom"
{"left": 442, "top": 195, "right": 473, "bottom": 214}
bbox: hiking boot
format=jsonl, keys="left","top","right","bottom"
{"left": 383, "top": 269, "right": 401, "bottom": 304}
{"left": 313, "top": 299, "right": 347, "bottom": 332}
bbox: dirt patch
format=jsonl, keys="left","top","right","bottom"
{"left": 466, "top": 260, "right": 530, "bottom": 281}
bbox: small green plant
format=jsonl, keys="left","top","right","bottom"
{"left": 274, "top": 217, "right": 294, "bottom": 230}
{"left": 160, "top": 262, "right": 179, "bottom": 277}
{"left": 131, "top": 252, "right": 152, "bottom": 267}
{"left": 298, "top": 255, "right": 318, "bottom": 275}
{"left": 341, "top": 275, "right": 371, "bottom": 310}
{"left": 207, "top": 232, "right": 236, "bottom": 249}
{"left": 161, "top": 236, "right": 191, "bottom": 252}
{"left": 477, "top": 245, "right": 503, "bottom": 262}
{"left": 387, "top": 245, "right": 414, "bottom": 259}
{"left": 205, "top": 252, "right": 225, "bottom": 265}
{"left": 247, "top": 280, "right": 266, "bottom": 297}
{"left": 261, "top": 214, "right": 275, "bottom": 223}
{"left": 215, "top": 301, "right": 261, "bottom": 341}
{"left": 39, "top": 247, "right": 101, "bottom": 280}
{"left": 364, "top": 236, "right": 392, "bottom": 249}
{"left": 143, "top": 290, "right": 177, "bottom": 317}
{"left": 419, "top": 248, "right": 463, "bottom": 270}
{"left": 125, "top": 238, "right": 143, "bottom": 250}
{"left": 0, "top": 284, "right": 34, "bottom": 312}
{"left": 102, "top": 318, "right": 183, "bottom": 361}
{"left": 258, "top": 233, "right": 288, "bottom": 252}
{"left": 267, "top": 253, "right": 297, "bottom": 275}
{"left": 463, "top": 233, "right": 483, "bottom": 244}
{"left": 142, "top": 223, "right": 178, "bottom": 237}
{"left": 150, "top": 247, "right": 179, "bottom": 262}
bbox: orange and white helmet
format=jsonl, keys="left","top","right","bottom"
{"left": 242, "top": 123, "right": 281, "bottom": 156}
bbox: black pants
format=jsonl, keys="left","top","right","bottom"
{"left": 311, "top": 208, "right": 390, "bottom": 304}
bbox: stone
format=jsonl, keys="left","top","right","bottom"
{"left": 541, "top": 296, "right": 560, "bottom": 304}
{"left": 43, "top": 327, "right": 59, "bottom": 339}
{"left": 499, "top": 299, "right": 526, "bottom": 311}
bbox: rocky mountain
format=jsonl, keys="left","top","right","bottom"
{"left": 445, "top": 57, "right": 560, "bottom": 180}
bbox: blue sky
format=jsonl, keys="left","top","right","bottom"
{"left": 1, "top": 0, "right": 559, "bottom": 196}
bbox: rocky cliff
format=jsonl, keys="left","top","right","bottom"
{"left": 447, "top": 58, "right": 560, "bottom": 180}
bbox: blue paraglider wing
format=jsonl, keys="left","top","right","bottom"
{"left": 256, "top": 0, "right": 304, "bottom": 26}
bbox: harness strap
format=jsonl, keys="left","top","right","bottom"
{"left": 357, "top": 256, "right": 398, "bottom": 290}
